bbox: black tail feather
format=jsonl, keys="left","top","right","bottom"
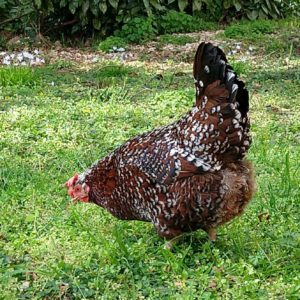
{"left": 193, "top": 42, "right": 249, "bottom": 118}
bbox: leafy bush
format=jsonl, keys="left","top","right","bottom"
{"left": 225, "top": 0, "right": 294, "bottom": 20}
{"left": 116, "top": 17, "right": 157, "bottom": 43}
{"left": 159, "top": 11, "right": 195, "bottom": 34}
{"left": 224, "top": 20, "right": 276, "bottom": 39}
{"left": 0, "top": 0, "right": 298, "bottom": 39}
{"left": 98, "top": 36, "right": 127, "bottom": 52}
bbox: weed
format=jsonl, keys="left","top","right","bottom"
{"left": 51, "top": 59, "right": 75, "bottom": 69}
{"left": 98, "top": 36, "right": 128, "bottom": 53}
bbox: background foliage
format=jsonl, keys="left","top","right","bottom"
{"left": 0, "top": 0, "right": 299, "bottom": 39}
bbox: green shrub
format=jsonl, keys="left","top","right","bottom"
{"left": 193, "top": 18, "right": 219, "bottom": 31}
{"left": 225, "top": 0, "right": 294, "bottom": 20}
{"left": 116, "top": 17, "right": 157, "bottom": 44}
{"left": 98, "top": 37, "right": 127, "bottom": 53}
{"left": 224, "top": 20, "right": 276, "bottom": 39}
{"left": 159, "top": 11, "right": 195, "bottom": 34}
{"left": 1, "top": 0, "right": 297, "bottom": 38}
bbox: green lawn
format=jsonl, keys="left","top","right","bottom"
{"left": 0, "top": 19, "right": 300, "bottom": 299}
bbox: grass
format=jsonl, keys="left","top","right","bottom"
{"left": 0, "top": 67, "right": 39, "bottom": 87}
{"left": 0, "top": 19, "right": 300, "bottom": 299}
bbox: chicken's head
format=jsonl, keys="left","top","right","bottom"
{"left": 65, "top": 174, "right": 90, "bottom": 203}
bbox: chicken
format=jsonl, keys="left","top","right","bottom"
{"left": 65, "top": 42, "right": 255, "bottom": 243}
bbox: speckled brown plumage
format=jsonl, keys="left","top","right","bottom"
{"left": 66, "top": 42, "right": 255, "bottom": 241}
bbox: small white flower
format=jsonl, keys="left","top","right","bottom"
{"left": 51, "top": 81, "right": 55, "bottom": 86}
{"left": 236, "top": 45, "right": 241, "bottom": 50}
{"left": 3, "top": 58, "right": 11, "bottom": 65}
{"left": 21, "top": 281, "right": 30, "bottom": 290}
{"left": 17, "top": 54, "right": 23, "bottom": 62}
{"left": 23, "top": 51, "right": 34, "bottom": 59}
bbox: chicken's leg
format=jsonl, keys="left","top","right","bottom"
{"left": 208, "top": 228, "right": 217, "bottom": 241}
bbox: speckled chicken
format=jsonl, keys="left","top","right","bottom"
{"left": 66, "top": 42, "right": 255, "bottom": 243}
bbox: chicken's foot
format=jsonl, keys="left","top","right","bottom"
{"left": 164, "top": 235, "right": 184, "bottom": 250}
